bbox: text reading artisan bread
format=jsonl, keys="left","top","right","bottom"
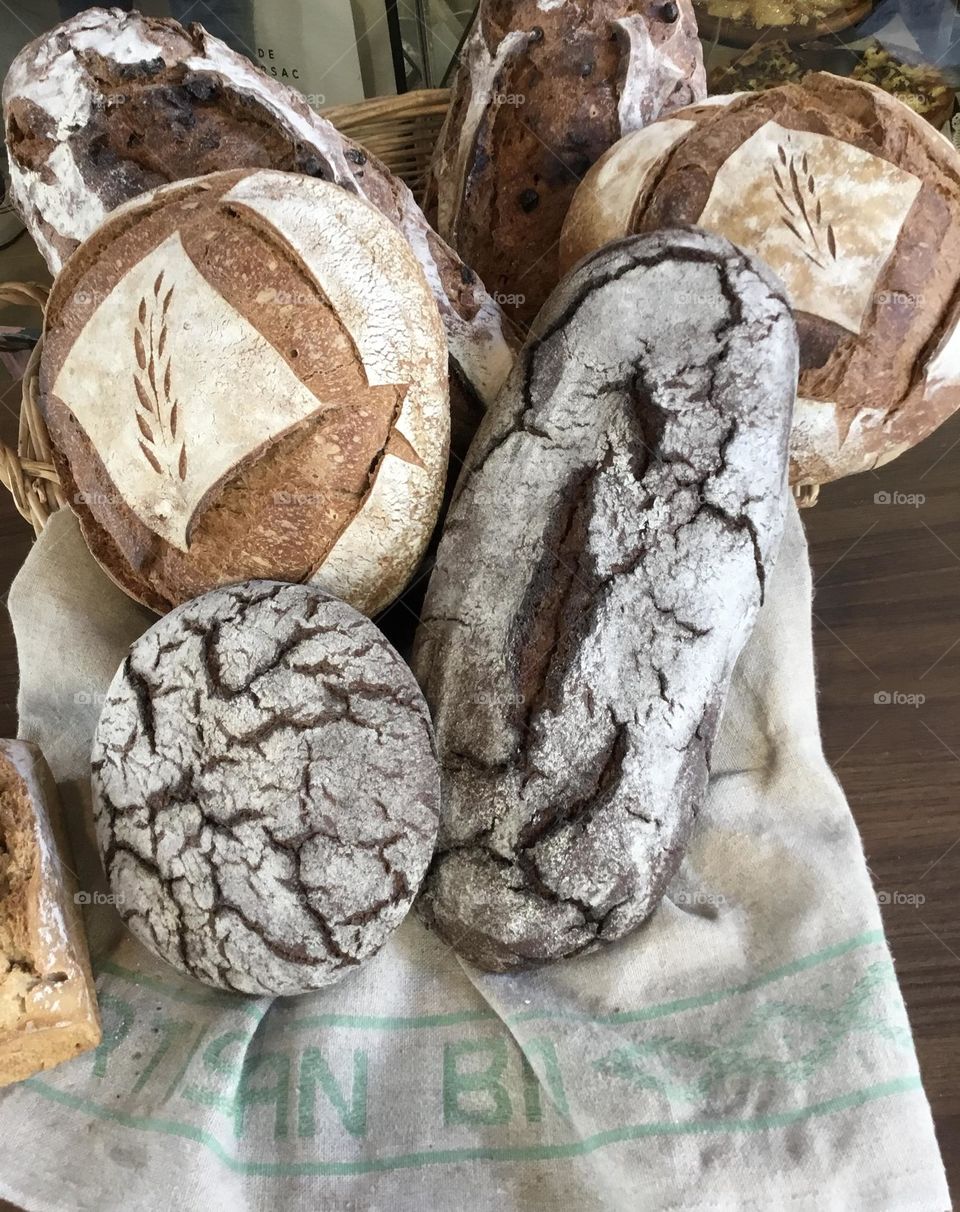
{"left": 560, "top": 75, "right": 960, "bottom": 488}
{"left": 40, "top": 168, "right": 448, "bottom": 616}
{"left": 0, "top": 740, "right": 100, "bottom": 1085}
{"left": 92, "top": 582, "right": 440, "bottom": 995}
{"left": 430, "top": 0, "right": 705, "bottom": 330}
{"left": 3, "top": 7, "right": 514, "bottom": 409}
{"left": 413, "top": 229, "right": 797, "bottom": 972}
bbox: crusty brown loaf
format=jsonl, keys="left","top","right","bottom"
{"left": 39, "top": 168, "right": 449, "bottom": 617}
{"left": 430, "top": 0, "right": 705, "bottom": 332}
{"left": 560, "top": 75, "right": 960, "bottom": 488}
{"left": 92, "top": 581, "right": 440, "bottom": 995}
{"left": 3, "top": 7, "right": 516, "bottom": 410}
{"left": 412, "top": 229, "right": 797, "bottom": 972}
{"left": 0, "top": 739, "right": 101, "bottom": 1085}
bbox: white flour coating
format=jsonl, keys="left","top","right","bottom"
{"left": 413, "top": 229, "right": 797, "bottom": 972}
{"left": 697, "top": 122, "right": 922, "bottom": 336}
{"left": 2, "top": 8, "right": 514, "bottom": 406}
{"left": 433, "top": 25, "right": 533, "bottom": 239}
{"left": 53, "top": 232, "right": 341, "bottom": 552}
{"left": 791, "top": 398, "right": 912, "bottom": 483}
{"left": 91, "top": 582, "right": 440, "bottom": 996}
{"left": 925, "top": 310, "right": 960, "bottom": 390}
{"left": 614, "top": 8, "right": 706, "bottom": 134}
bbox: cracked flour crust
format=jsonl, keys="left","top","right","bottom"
{"left": 413, "top": 228, "right": 798, "bottom": 973}
{"left": 91, "top": 581, "right": 440, "bottom": 995}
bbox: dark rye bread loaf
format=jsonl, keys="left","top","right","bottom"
{"left": 412, "top": 229, "right": 797, "bottom": 972}
{"left": 430, "top": 0, "right": 705, "bottom": 332}
{"left": 3, "top": 7, "right": 516, "bottom": 411}
{"left": 40, "top": 168, "right": 449, "bottom": 616}
{"left": 92, "top": 581, "right": 440, "bottom": 995}
{"left": 560, "top": 76, "right": 960, "bottom": 488}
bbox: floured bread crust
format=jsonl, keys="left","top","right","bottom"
{"left": 92, "top": 582, "right": 440, "bottom": 995}
{"left": 413, "top": 229, "right": 797, "bottom": 972}
{"left": 40, "top": 168, "right": 449, "bottom": 616}
{"left": 3, "top": 7, "right": 516, "bottom": 407}
{"left": 0, "top": 740, "right": 101, "bottom": 1085}
{"left": 560, "top": 75, "right": 960, "bottom": 487}
{"left": 430, "top": 0, "right": 705, "bottom": 331}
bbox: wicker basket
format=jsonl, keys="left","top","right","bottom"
{"left": 0, "top": 85, "right": 817, "bottom": 532}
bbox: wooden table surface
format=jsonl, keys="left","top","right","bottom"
{"left": 0, "top": 235, "right": 957, "bottom": 1206}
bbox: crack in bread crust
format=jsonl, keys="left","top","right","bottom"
{"left": 92, "top": 581, "right": 440, "bottom": 995}
{"left": 413, "top": 228, "right": 797, "bottom": 973}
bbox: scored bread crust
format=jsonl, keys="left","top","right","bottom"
{"left": 430, "top": 0, "right": 705, "bottom": 331}
{"left": 413, "top": 228, "right": 797, "bottom": 972}
{"left": 39, "top": 168, "right": 449, "bottom": 617}
{"left": 2, "top": 6, "right": 516, "bottom": 408}
{"left": 559, "top": 76, "right": 960, "bottom": 487}
{"left": 0, "top": 739, "right": 101, "bottom": 1086}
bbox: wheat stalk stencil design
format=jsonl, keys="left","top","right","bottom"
{"left": 772, "top": 143, "right": 838, "bottom": 270}
{"left": 132, "top": 271, "right": 187, "bottom": 482}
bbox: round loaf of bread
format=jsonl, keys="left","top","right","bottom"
{"left": 91, "top": 581, "right": 440, "bottom": 995}
{"left": 560, "top": 75, "right": 960, "bottom": 488}
{"left": 39, "top": 168, "right": 449, "bottom": 615}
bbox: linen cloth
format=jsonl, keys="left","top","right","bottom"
{"left": 0, "top": 502, "right": 949, "bottom": 1211}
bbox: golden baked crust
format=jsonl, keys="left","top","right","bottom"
{"left": 0, "top": 740, "right": 101, "bottom": 1087}
{"left": 39, "top": 169, "right": 449, "bottom": 617}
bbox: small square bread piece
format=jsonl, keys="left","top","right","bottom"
{"left": 0, "top": 739, "right": 100, "bottom": 1085}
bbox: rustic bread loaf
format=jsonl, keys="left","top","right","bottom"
{"left": 412, "top": 229, "right": 798, "bottom": 972}
{"left": 430, "top": 0, "right": 705, "bottom": 331}
{"left": 92, "top": 581, "right": 440, "bottom": 995}
{"left": 3, "top": 7, "right": 516, "bottom": 409}
{"left": 39, "top": 167, "right": 449, "bottom": 617}
{"left": 560, "top": 75, "right": 960, "bottom": 489}
{"left": 0, "top": 739, "right": 101, "bottom": 1085}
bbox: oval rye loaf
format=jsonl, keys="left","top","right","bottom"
{"left": 412, "top": 228, "right": 798, "bottom": 972}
